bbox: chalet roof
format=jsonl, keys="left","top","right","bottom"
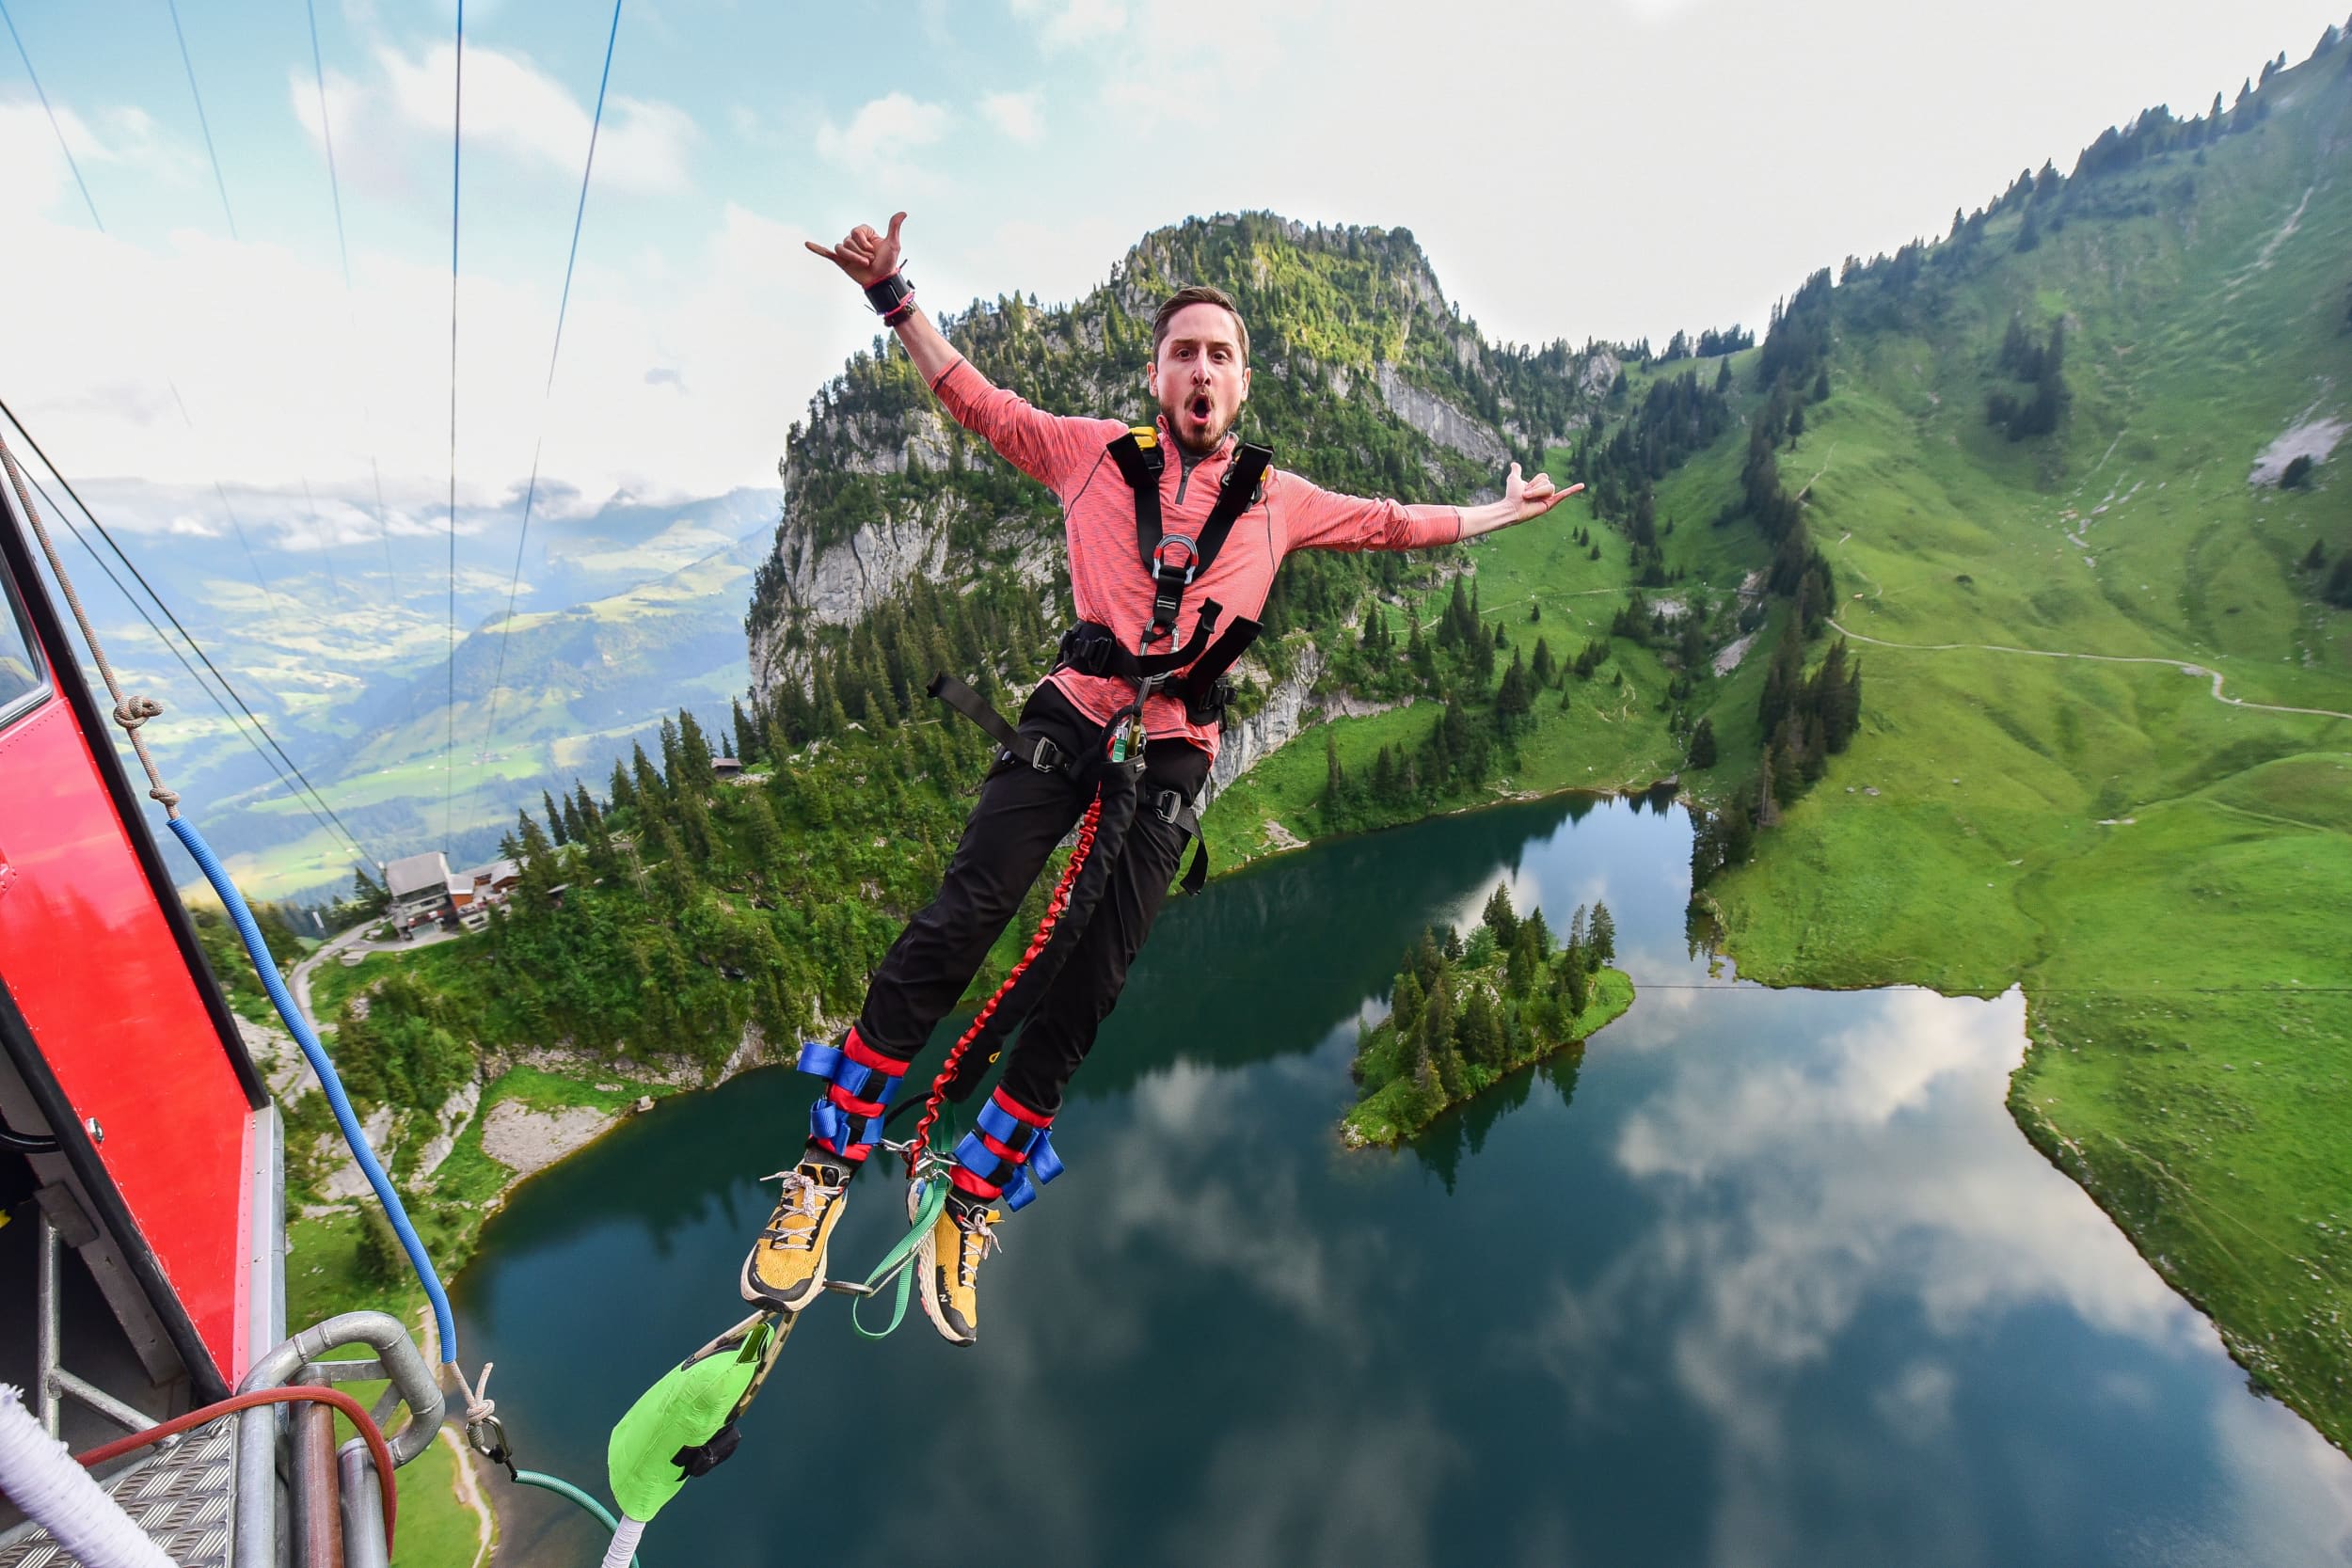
{"left": 385, "top": 851, "right": 453, "bottom": 900}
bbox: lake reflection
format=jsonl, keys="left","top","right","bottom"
{"left": 460, "top": 796, "right": 2352, "bottom": 1568}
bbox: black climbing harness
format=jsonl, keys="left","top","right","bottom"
{"left": 921, "top": 425, "right": 1274, "bottom": 1033}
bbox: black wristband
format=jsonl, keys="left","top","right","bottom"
{"left": 863, "top": 272, "right": 914, "bottom": 317}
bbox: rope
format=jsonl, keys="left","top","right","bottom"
{"left": 164, "top": 813, "right": 463, "bottom": 1368}
{"left": 443, "top": 0, "right": 466, "bottom": 852}
{"left": 14, "top": 462, "right": 351, "bottom": 860}
{"left": 0, "top": 414, "right": 373, "bottom": 864}
{"left": 906, "top": 793, "right": 1104, "bottom": 1174}
{"left": 593, "top": 1513, "right": 648, "bottom": 1568}
{"left": 1, "top": 436, "right": 183, "bottom": 814}
{"left": 163, "top": 0, "right": 237, "bottom": 241}
{"left": 469, "top": 0, "right": 625, "bottom": 832}
{"left": 0, "top": 1, "right": 102, "bottom": 230}
{"left": 0, "top": 6, "right": 284, "bottom": 628}
{"left": 72, "top": 1385, "right": 398, "bottom": 1555}
{"left": 304, "top": 0, "right": 399, "bottom": 602}
{"left": 512, "top": 1470, "right": 644, "bottom": 1567}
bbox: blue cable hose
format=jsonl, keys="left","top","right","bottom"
{"left": 166, "top": 815, "right": 460, "bottom": 1365}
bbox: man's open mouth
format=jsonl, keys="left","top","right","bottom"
{"left": 1189, "top": 395, "right": 1213, "bottom": 421}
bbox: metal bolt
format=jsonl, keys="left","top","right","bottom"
{"left": 83, "top": 1117, "right": 102, "bottom": 1144}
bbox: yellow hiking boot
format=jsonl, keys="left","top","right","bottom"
{"left": 914, "top": 1188, "right": 1001, "bottom": 1347}
{"left": 739, "top": 1159, "right": 850, "bottom": 1311}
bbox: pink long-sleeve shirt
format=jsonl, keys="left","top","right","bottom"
{"left": 932, "top": 357, "right": 1462, "bottom": 760}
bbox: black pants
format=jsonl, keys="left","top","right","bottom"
{"left": 849, "top": 684, "right": 1210, "bottom": 1119}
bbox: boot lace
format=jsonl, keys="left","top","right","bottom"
{"left": 955, "top": 1207, "right": 1001, "bottom": 1290}
{"left": 759, "top": 1166, "right": 841, "bottom": 1249}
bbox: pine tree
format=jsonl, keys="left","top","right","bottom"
{"left": 1689, "top": 715, "right": 1718, "bottom": 768}
{"left": 1531, "top": 636, "right": 1554, "bottom": 685}
{"left": 542, "top": 789, "right": 570, "bottom": 847}
{"left": 609, "top": 758, "right": 637, "bottom": 816}
{"left": 349, "top": 865, "right": 389, "bottom": 915}
{"left": 1325, "top": 730, "right": 1346, "bottom": 808}
{"left": 1435, "top": 1027, "right": 1468, "bottom": 1099}
{"left": 1482, "top": 884, "right": 1519, "bottom": 950}
{"left": 659, "top": 717, "right": 685, "bottom": 788}
{"left": 1458, "top": 986, "right": 1502, "bottom": 1069}
{"left": 1496, "top": 650, "right": 1532, "bottom": 731}
{"left": 631, "top": 742, "right": 668, "bottom": 816}
{"left": 742, "top": 790, "right": 787, "bottom": 880}
{"left": 732, "top": 698, "right": 758, "bottom": 764}
{"left": 649, "top": 818, "right": 697, "bottom": 908}
{"left": 2326, "top": 553, "right": 2352, "bottom": 609}
{"left": 1588, "top": 901, "right": 1616, "bottom": 965}
{"left": 678, "top": 709, "right": 718, "bottom": 791}
{"left": 559, "top": 789, "right": 585, "bottom": 844}
{"left": 1562, "top": 950, "right": 1590, "bottom": 1018}
{"left": 1391, "top": 969, "right": 1425, "bottom": 1034}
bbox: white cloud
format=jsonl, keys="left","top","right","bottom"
{"left": 813, "top": 92, "right": 951, "bottom": 178}
{"left": 1009, "top": 0, "right": 1127, "bottom": 50}
{"left": 979, "top": 89, "right": 1045, "bottom": 145}
{"left": 373, "top": 41, "right": 695, "bottom": 194}
{"left": 0, "top": 197, "right": 869, "bottom": 510}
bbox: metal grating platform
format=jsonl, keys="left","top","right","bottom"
{"left": 0, "top": 1414, "right": 234, "bottom": 1568}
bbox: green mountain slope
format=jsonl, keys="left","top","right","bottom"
{"left": 1703, "top": 39, "right": 2352, "bottom": 1446}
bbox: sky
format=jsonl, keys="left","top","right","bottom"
{"left": 0, "top": 0, "right": 2344, "bottom": 550}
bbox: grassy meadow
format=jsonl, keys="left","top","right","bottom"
{"left": 1706, "top": 56, "right": 2352, "bottom": 1446}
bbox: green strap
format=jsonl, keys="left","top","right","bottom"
{"left": 512, "top": 1467, "right": 644, "bottom": 1567}
{"left": 851, "top": 1175, "right": 948, "bottom": 1340}
{"left": 850, "top": 1103, "right": 959, "bottom": 1340}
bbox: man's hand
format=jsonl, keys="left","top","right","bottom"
{"left": 1454, "top": 463, "right": 1585, "bottom": 541}
{"left": 806, "top": 212, "right": 907, "bottom": 287}
{"left": 1505, "top": 462, "right": 1582, "bottom": 523}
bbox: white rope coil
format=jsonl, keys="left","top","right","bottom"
{"left": 0, "top": 1384, "right": 179, "bottom": 1568}
{"left": 599, "top": 1513, "right": 647, "bottom": 1568}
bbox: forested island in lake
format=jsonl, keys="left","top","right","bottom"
{"left": 1343, "top": 887, "right": 1635, "bottom": 1146}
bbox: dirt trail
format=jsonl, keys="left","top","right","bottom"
{"left": 1826, "top": 620, "right": 2352, "bottom": 722}
{"left": 437, "top": 1425, "right": 496, "bottom": 1568}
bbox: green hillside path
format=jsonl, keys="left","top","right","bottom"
{"left": 1828, "top": 619, "right": 2352, "bottom": 721}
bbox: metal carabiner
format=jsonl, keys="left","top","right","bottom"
{"left": 465, "top": 1410, "right": 514, "bottom": 1473}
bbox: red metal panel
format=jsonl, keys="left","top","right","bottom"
{"left": 0, "top": 688, "right": 253, "bottom": 1381}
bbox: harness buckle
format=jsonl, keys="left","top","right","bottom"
{"left": 1152, "top": 534, "right": 1200, "bottom": 585}
{"left": 1152, "top": 788, "right": 1187, "bottom": 826}
{"left": 1027, "top": 737, "right": 1065, "bottom": 774}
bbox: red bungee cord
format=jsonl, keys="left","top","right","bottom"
{"left": 906, "top": 792, "right": 1104, "bottom": 1174}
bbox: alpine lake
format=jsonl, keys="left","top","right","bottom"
{"left": 457, "top": 796, "right": 2352, "bottom": 1567}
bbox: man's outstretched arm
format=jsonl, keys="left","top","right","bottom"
{"left": 808, "top": 212, "right": 1089, "bottom": 490}
{"left": 1287, "top": 462, "right": 1586, "bottom": 554}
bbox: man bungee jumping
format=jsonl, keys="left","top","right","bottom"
{"left": 743, "top": 211, "right": 1581, "bottom": 1345}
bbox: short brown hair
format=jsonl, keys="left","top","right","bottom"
{"left": 1151, "top": 285, "right": 1248, "bottom": 363}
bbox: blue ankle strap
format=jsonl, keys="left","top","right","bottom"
{"left": 953, "top": 1096, "right": 1066, "bottom": 1212}
{"left": 800, "top": 1039, "right": 903, "bottom": 1152}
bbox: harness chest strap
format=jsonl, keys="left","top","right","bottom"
{"left": 1104, "top": 426, "right": 1273, "bottom": 649}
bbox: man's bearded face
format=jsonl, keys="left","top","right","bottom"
{"left": 1149, "top": 303, "right": 1251, "bottom": 455}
